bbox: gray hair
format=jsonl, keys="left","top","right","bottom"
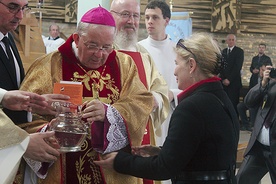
{"left": 76, "top": 22, "right": 116, "bottom": 37}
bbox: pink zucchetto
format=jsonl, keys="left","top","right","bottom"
{"left": 80, "top": 5, "right": 115, "bottom": 27}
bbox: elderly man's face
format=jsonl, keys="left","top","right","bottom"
{"left": 74, "top": 25, "right": 115, "bottom": 69}
{"left": 111, "top": 0, "right": 140, "bottom": 39}
{"left": 226, "top": 34, "right": 236, "bottom": 48}
{"left": 49, "top": 25, "right": 60, "bottom": 39}
{"left": 0, "top": 0, "right": 28, "bottom": 34}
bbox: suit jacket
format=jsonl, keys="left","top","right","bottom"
{"left": 220, "top": 46, "right": 244, "bottom": 89}
{"left": 249, "top": 54, "right": 272, "bottom": 89}
{"left": 0, "top": 32, "right": 27, "bottom": 124}
{"left": 244, "top": 80, "right": 276, "bottom": 165}
{"left": 114, "top": 81, "right": 239, "bottom": 182}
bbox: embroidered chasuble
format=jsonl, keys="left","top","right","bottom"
{"left": 60, "top": 43, "right": 121, "bottom": 184}
{"left": 18, "top": 35, "right": 153, "bottom": 184}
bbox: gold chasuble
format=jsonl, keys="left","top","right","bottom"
{"left": 19, "top": 35, "right": 154, "bottom": 184}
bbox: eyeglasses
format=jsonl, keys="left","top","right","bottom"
{"left": 81, "top": 36, "right": 113, "bottom": 54}
{"left": 176, "top": 39, "right": 197, "bottom": 60}
{"left": 111, "top": 10, "right": 140, "bottom": 21}
{"left": 0, "top": 1, "right": 31, "bottom": 14}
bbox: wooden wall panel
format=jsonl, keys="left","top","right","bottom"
{"left": 27, "top": 0, "right": 276, "bottom": 34}
{"left": 140, "top": 0, "right": 276, "bottom": 34}
{"left": 242, "top": 0, "right": 276, "bottom": 5}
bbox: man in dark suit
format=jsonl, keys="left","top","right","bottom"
{"left": 236, "top": 65, "right": 276, "bottom": 183}
{"left": 0, "top": 0, "right": 30, "bottom": 124}
{"left": 220, "top": 34, "right": 244, "bottom": 114}
{"left": 249, "top": 43, "right": 272, "bottom": 89}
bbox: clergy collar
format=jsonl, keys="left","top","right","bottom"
{"left": 48, "top": 36, "right": 60, "bottom": 40}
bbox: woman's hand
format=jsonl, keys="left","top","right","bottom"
{"left": 94, "top": 152, "right": 118, "bottom": 171}
{"left": 131, "top": 144, "right": 161, "bottom": 157}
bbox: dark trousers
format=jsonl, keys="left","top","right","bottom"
{"left": 236, "top": 141, "right": 276, "bottom": 184}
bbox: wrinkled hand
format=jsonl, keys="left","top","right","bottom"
{"left": 2, "top": 90, "right": 47, "bottom": 111}
{"left": 24, "top": 131, "right": 60, "bottom": 162}
{"left": 94, "top": 152, "right": 118, "bottom": 171}
{"left": 32, "top": 94, "right": 70, "bottom": 116}
{"left": 132, "top": 144, "right": 161, "bottom": 157}
{"left": 82, "top": 100, "right": 105, "bottom": 122}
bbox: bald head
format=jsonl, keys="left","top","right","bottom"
{"left": 111, "top": 0, "right": 140, "bottom": 12}
{"left": 226, "top": 34, "right": 236, "bottom": 47}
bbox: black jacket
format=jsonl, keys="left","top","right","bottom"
{"left": 244, "top": 80, "right": 276, "bottom": 165}
{"left": 0, "top": 32, "right": 27, "bottom": 124}
{"left": 114, "top": 81, "right": 239, "bottom": 183}
{"left": 220, "top": 46, "right": 244, "bottom": 89}
{"left": 249, "top": 54, "right": 272, "bottom": 89}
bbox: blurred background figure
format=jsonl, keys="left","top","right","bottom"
{"left": 237, "top": 44, "right": 272, "bottom": 131}
{"left": 42, "top": 24, "right": 65, "bottom": 54}
{"left": 220, "top": 34, "right": 244, "bottom": 115}
{"left": 249, "top": 43, "right": 272, "bottom": 89}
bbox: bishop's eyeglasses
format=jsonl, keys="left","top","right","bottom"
{"left": 81, "top": 36, "right": 113, "bottom": 54}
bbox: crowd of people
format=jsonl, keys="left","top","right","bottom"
{"left": 0, "top": 0, "right": 275, "bottom": 184}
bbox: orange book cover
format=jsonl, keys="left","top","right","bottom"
{"left": 53, "top": 81, "right": 83, "bottom": 105}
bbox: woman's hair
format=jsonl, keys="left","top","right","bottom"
{"left": 176, "top": 32, "right": 224, "bottom": 77}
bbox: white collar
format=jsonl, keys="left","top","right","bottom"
{"left": 0, "top": 32, "right": 9, "bottom": 41}
{"left": 228, "top": 46, "right": 235, "bottom": 51}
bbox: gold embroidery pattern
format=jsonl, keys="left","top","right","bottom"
{"left": 72, "top": 71, "right": 119, "bottom": 102}
{"left": 75, "top": 140, "right": 103, "bottom": 183}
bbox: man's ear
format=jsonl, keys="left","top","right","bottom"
{"left": 165, "top": 18, "right": 170, "bottom": 27}
{"left": 72, "top": 33, "right": 80, "bottom": 47}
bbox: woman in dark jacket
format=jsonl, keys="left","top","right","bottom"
{"left": 95, "top": 32, "right": 240, "bottom": 184}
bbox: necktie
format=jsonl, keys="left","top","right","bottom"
{"left": 264, "top": 98, "right": 276, "bottom": 128}
{"left": 228, "top": 48, "right": 231, "bottom": 55}
{"left": 1, "top": 37, "right": 16, "bottom": 78}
